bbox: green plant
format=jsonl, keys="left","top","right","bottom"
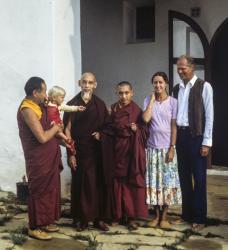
{"left": 86, "top": 234, "right": 99, "bottom": 250}
{"left": 10, "top": 232, "right": 27, "bottom": 245}
{"left": 5, "top": 226, "right": 28, "bottom": 250}
{"left": 72, "top": 234, "right": 91, "bottom": 241}
{"left": 72, "top": 233, "right": 99, "bottom": 250}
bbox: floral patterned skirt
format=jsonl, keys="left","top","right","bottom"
{"left": 146, "top": 148, "right": 182, "bottom": 206}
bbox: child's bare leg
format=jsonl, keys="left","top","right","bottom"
{"left": 56, "top": 132, "right": 76, "bottom": 155}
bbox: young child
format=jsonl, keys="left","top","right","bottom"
{"left": 47, "top": 86, "right": 85, "bottom": 154}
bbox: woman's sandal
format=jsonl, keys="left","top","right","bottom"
{"left": 147, "top": 219, "right": 159, "bottom": 228}
{"left": 160, "top": 220, "right": 171, "bottom": 229}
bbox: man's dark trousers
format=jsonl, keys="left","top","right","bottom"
{"left": 176, "top": 127, "right": 207, "bottom": 224}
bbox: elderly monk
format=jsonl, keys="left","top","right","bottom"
{"left": 64, "top": 72, "right": 113, "bottom": 231}
{"left": 107, "top": 81, "right": 148, "bottom": 230}
{"left": 17, "top": 77, "right": 63, "bottom": 240}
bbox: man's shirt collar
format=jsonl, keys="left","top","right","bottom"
{"left": 179, "top": 75, "right": 197, "bottom": 88}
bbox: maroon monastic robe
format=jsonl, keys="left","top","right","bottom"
{"left": 110, "top": 101, "right": 148, "bottom": 219}
{"left": 63, "top": 94, "right": 114, "bottom": 223}
{"left": 17, "top": 104, "right": 62, "bottom": 229}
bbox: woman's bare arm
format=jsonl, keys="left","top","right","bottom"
{"left": 142, "top": 93, "right": 155, "bottom": 123}
{"left": 166, "top": 119, "right": 177, "bottom": 163}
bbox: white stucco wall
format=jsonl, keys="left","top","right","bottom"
{"left": 80, "top": 0, "right": 228, "bottom": 107}
{"left": 52, "top": 0, "right": 81, "bottom": 197}
{"left": 0, "top": 0, "right": 81, "bottom": 196}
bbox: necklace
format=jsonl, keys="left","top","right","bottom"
{"left": 156, "top": 94, "right": 168, "bottom": 103}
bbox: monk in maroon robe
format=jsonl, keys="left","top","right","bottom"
{"left": 108, "top": 81, "right": 148, "bottom": 230}
{"left": 17, "top": 77, "right": 63, "bottom": 240}
{"left": 64, "top": 72, "right": 113, "bottom": 231}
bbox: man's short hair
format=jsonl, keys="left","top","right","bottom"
{"left": 178, "top": 55, "right": 195, "bottom": 67}
{"left": 48, "top": 86, "right": 66, "bottom": 98}
{"left": 24, "top": 77, "right": 45, "bottom": 96}
{"left": 117, "top": 81, "right": 133, "bottom": 90}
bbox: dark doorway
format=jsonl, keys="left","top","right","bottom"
{"left": 210, "top": 18, "right": 228, "bottom": 166}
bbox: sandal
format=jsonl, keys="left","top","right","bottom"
{"left": 28, "top": 228, "right": 52, "bottom": 240}
{"left": 170, "top": 218, "right": 186, "bottom": 225}
{"left": 127, "top": 221, "right": 138, "bottom": 231}
{"left": 147, "top": 219, "right": 159, "bottom": 228}
{"left": 94, "top": 221, "right": 109, "bottom": 231}
{"left": 160, "top": 220, "right": 171, "bottom": 229}
{"left": 76, "top": 222, "right": 89, "bottom": 232}
{"left": 191, "top": 223, "right": 205, "bottom": 232}
{"left": 40, "top": 224, "right": 59, "bottom": 232}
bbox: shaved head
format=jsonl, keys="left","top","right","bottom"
{"left": 81, "top": 72, "right": 96, "bottom": 82}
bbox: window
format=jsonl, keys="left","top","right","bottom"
{"left": 123, "top": 0, "right": 155, "bottom": 44}
{"left": 136, "top": 6, "right": 155, "bottom": 40}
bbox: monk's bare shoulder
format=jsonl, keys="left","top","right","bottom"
{"left": 20, "top": 108, "right": 44, "bottom": 140}
{"left": 21, "top": 108, "right": 39, "bottom": 123}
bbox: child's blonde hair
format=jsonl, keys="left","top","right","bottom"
{"left": 48, "top": 86, "right": 66, "bottom": 98}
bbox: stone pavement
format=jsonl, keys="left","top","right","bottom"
{"left": 0, "top": 174, "right": 228, "bottom": 250}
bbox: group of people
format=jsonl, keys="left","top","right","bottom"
{"left": 17, "top": 55, "right": 213, "bottom": 240}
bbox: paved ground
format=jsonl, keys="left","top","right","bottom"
{"left": 0, "top": 174, "right": 228, "bottom": 250}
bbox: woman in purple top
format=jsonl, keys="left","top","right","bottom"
{"left": 142, "top": 72, "right": 181, "bottom": 229}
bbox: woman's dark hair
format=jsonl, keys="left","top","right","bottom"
{"left": 24, "top": 77, "right": 45, "bottom": 96}
{"left": 151, "top": 72, "right": 169, "bottom": 85}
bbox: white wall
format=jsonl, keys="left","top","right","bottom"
{"left": 0, "top": 0, "right": 81, "bottom": 196}
{"left": 190, "top": 0, "right": 228, "bottom": 41}
{"left": 52, "top": 0, "right": 81, "bottom": 197}
{"left": 80, "top": 0, "right": 228, "bottom": 107}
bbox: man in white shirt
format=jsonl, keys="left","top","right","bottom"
{"left": 173, "top": 55, "right": 213, "bottom": 232}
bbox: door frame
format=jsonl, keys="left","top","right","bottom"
{"left": 168, "top": 10, "right": 210, "bottom": 91}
